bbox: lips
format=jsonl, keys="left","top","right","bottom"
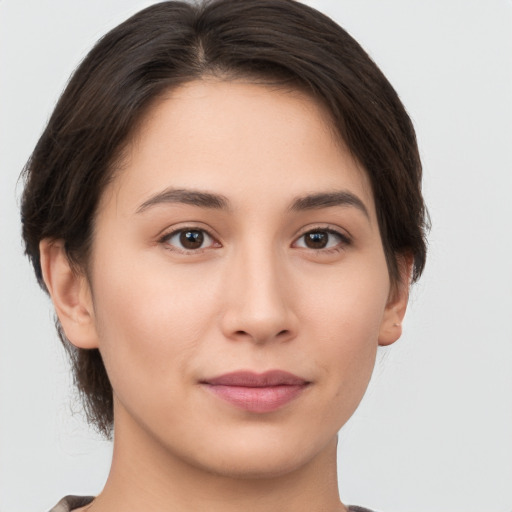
{"left": 201, "top": 370, "right": 310, "bottom": 413}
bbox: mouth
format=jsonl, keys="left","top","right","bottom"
{"left": 200, "top": 370, "right": 311, "bottom": 413}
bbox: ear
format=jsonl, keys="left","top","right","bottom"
{"left": 378, "top": 254, "right": 414, "bottom": 346}
{"left": 39, "top": 239, "right": 99, "bottom": 349}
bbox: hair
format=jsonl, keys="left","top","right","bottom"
{"left": 21, "top": 0, "right": 428, "bottom": 437}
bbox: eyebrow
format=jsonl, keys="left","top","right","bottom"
{"left": 136, "top": 188, "right": 230, "bottom": 213}
{"left": 289, "top": 191, "right": 370, "bottom": 219}
{"left": 136, "top": 187, "right": 369, "bottom": 219}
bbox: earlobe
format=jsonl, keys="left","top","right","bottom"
{"left": 378, "top": 254, "right": 413, "bottom": 347}
{"left": 39, "top": 239, "right": 99, "bottom": 349}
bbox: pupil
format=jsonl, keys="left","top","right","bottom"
{"left": 306, "top": 231, "right": 327, "bottom": 249}
{"left": 180, "top": 230, "right": 204, "bottom": 249}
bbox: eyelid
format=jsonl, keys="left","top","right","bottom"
{"left": 158, "top": 224, "right": 222, "bottom": 253}
{"left": 292, "top": 225, "right": 352, "bottom": 250}
{"left": 156, "top": 223, "right": 351, "bottom": 254}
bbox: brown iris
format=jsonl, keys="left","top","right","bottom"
{"left": 304, "top": 230, "right": 329, "bottom": 249}
{"left": 179, "top": 230, "right": 204, "bottom": 249}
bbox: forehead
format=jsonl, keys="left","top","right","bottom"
{"left": 101, "top": 79, "right": 375, "bottom": 217}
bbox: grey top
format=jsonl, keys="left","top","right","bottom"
{"left": 49, "top": 495, "right": 377, "bottom": 512}
{"left": 48, "top": 496, "right": 94, "bottom": 512}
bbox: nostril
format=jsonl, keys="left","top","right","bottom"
{"left": 232, "top": 329, "right": 291, "bottom": 342}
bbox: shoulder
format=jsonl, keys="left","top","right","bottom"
{"left": 48, "top": 497, "right": 375, "bottom": 512}
{"left": 48, "top": 496, "right": 94, "bottom": 512}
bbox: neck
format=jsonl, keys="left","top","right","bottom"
{"left": 89, "top": 408, "right": 347, "bottom": 512}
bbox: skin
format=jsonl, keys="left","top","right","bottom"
{"left": 40, "top": 80, "right": 409, "bottom": 512}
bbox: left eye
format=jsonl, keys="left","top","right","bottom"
{"left": 294, "top": 229, "right": 346, "bottom": 250}
{"left": 163, "top": 229, "right": 216, "bottom": 251}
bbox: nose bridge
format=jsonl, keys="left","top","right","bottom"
{"left": 220, "top": 236, "right": 295, "bottom": 343}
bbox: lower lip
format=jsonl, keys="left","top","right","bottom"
{"left": 204, "top": 384, "right": 307, "bottom": 413}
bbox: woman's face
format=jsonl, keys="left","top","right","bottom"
{"left": 79, "top": 80, "right": 404, "bottom": 477}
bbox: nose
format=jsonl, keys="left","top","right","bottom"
{"left": 219, "top": 245, "right": 298, "bottom": 345}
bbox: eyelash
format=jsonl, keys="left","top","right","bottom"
{"left": 292, "top": 227, "right": 351, "bottom": 254}
{"left": 158, "top": 226, "right": 351, "bottom": 254}
{"left": 159, "top": 227, "right": 220, "bottom": 254}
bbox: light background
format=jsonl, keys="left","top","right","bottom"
{"left": 1, "top": 1, "right": 511, "bottom": 511}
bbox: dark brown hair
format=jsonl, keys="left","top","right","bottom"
{"left": 21, "top": 0, "right": 428, "bottom": 437}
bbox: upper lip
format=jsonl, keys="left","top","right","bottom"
{"left": 202, "top": 370, "right": 309, "bottom": 387}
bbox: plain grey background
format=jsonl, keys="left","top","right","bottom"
{"left": 1, "top": 1, "right": 511, "bottom": 511}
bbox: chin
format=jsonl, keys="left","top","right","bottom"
{"left": 181, "top": 428, "right": 335, "bottom": 481}
{"left": 199, "top": 451, "right": 313, "bottom": 480}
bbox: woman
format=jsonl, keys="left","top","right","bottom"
{"left": 21, "top": 1, "right": 427, "bottom": 511}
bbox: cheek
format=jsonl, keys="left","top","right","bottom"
{"left": 297, "top": 253, "right": 390, "bottom": 341}
{"left": 295, "top": 258, "right": 389, "bottom": 402}
{"left": 88, "top": 250, "right": 222, "bottom": 395}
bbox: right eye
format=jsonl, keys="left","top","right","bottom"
{"left": 161, "top": 228, "right": 219, "bottom": 252}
